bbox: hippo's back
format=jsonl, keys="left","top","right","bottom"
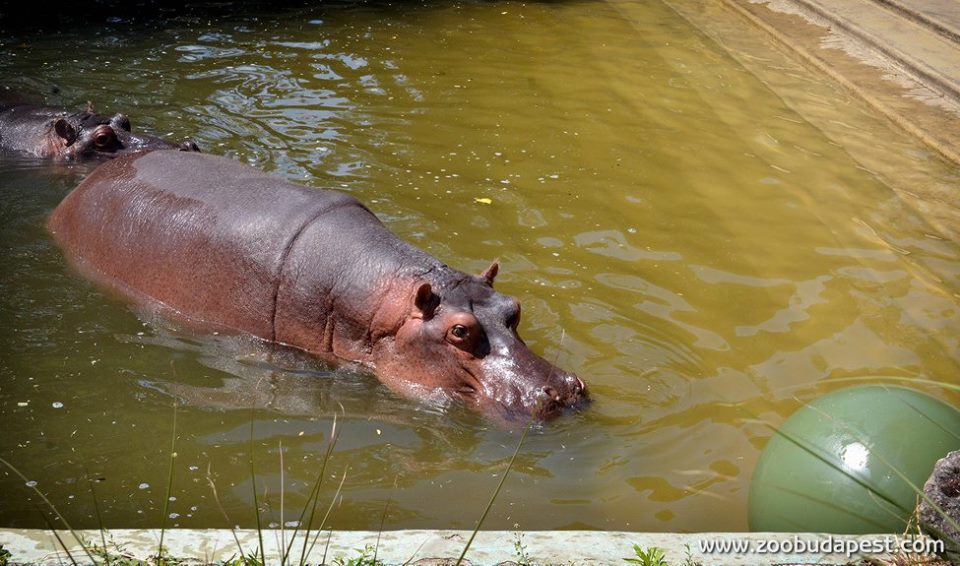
{"left": 48, "top": 150, "right": 370, "bottom": 339}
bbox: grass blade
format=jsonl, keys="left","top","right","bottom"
{"left": 305, "top": 467, "right": 349, "bottom": 560}
{"left": 321, "top": 528, "right": 333, "bottom": 566}
{"left": 87, "top": 475, "right": 110, "bottom": 566}
{"left": 205, "top": 462, "right": 247, "bottom": 559}
{"left": 249, "top": 406, "right": 266, "bottom": 566}
{"left": 290, "top": 415, "right": 340, "bottom": 565}
{"left": 157, "top": 402, "right": 178, "bottom": 563}
{"left": 372, "top": 478, "right": 396, "bottom": 565}
{"left": 0, "top": 456, "right": 96, "bottom": 564}
{"left": 456, "top": 422, "right": 532, "bottom": 566}
{"left": 33, "top": 504, "right": 79, "bottom": 566}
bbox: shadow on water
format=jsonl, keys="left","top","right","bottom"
{"left": 119, "top": 311, "right": 469, "bottom": 428}
{"left": 0, "top": 0, "right": 588, "bottom": 37}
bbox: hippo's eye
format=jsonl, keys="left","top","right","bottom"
{"left": 445, "top": 316, "right": 481, "bottom": 350}
{"left": 94, "top": 133, "right": 114, "bottom": 148}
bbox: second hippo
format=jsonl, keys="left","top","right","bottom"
{"left": 0, "top": 99, "right": 199, "bottom": 161}
{"left": 48, "top": 151, "right": 586, "bottom": 420}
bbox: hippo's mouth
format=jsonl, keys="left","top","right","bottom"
{"left": 487, "top": 377, "right": 589, "bottom": 422}
{"left": 484, "top": 393, "right": 589, "bottom": 425}
{"left": 528, "top": 381, "right": 589, "bottom": 420}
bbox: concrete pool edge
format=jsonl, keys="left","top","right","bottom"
{"left": 711, "top": 0, "right": 960, "bottom": 165}
{"left": 0, "top": 528, "right": 947, "bottom": 565}
{"left": 659, "top": 0, "right": 960, "bottom": 239}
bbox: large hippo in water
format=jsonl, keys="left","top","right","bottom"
{"left": 0, "top": 100, "right": 199, "bottom": 160}
{"left": 48, "top": 151, "right": 586, "bottom": 420}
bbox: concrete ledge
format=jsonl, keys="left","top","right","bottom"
{"left": 716, "top": 0, "right": 960, "bottom": 165}
{"left": 786, "top": 0, "right": 960, "bottom": 103}
{"left": 0, "top": 528, "right": 945, "bottom": 565}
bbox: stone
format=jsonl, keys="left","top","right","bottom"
{"left": 920, "top": 450, "right": 960, "bottom": 565}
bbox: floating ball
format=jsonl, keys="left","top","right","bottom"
{"left": 749, "top": 384, "right": 960, "bottom": 533}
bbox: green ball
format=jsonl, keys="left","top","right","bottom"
{"left": 749, "top": 384, "right": 960, "bottom": 533}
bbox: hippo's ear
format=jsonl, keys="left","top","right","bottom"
{"left": 53, "top": 119, "right": 77, "bottom": 145}
{"left": 413, "top": 283, "right": 439, "bottom": 319}
{"left": 110, "top": 113, "right": 131, "bottom": 132}
{"left": 479, "top": 261, "right": 499, "bottom": 286}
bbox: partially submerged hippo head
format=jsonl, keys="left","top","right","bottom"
{"left": 374, "top": 262, "right": 586, "bottom": 420}
{"left": 50, "top": 108, "right": 199, "bottom": 160}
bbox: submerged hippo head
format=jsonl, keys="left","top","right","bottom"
{"left": 50, "top": 109, "right": 199, "bottom": 160}
{"left": 376, "top": 262, "right": 586, "bottom": 420}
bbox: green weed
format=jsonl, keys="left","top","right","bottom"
{"left": 332, "top": 543, "right": 384, "bottom": 566}
{"left": 680, "top": 543, "right": 704, "bottom": 566}
{"left": 624, "top": 544, "right": 667, "bottom": 566}
{"left": 512, "top": 524, "right": 531, "bottom": 565}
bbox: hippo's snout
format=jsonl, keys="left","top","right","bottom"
{"left": 540, "top": 374, "right": 586, "bottom": 404}
{"left": 530, "top": 371, "right": 587, "bottom": 418}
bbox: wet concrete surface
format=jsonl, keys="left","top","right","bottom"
{"left": 719, "top": 0, "right": 960, "bottom": 164}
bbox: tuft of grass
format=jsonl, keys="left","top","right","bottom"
{"left": 291, "top": 414, "right": 342, "bottom": 564}
{"left": 512, "top": 523, "right": 531, "bottom": 566}
{"left": 203, "top": 413, "right": 346, "bottom": 565}
{"left": 88, "top": 538, "right": 186, "bottom": 566}
{"left": 886, "top": 552, "right": 952, "bottom": 566}
{"left": 624, "top": 544, "right": 668, "bottom": 566}
{"left": 333, "top": 543, "right": 385, "bottom": 566}
{"left": 220, "top": 554, "right": 265, "bottom": 566}
{"left": 681, "top": 543, "right": 704, "bottom": 566}
{"left": 6, "top": 405, "right": 355, "bottom": 565}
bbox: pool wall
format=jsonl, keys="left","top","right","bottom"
{"left": 709, "top": 0, "right": 960, "bottom": 164}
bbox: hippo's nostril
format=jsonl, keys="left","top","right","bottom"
{"left": 541, "top": 386, "right": 560, "bottom": 402}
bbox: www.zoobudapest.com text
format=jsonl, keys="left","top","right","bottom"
{"left": 698, "top": 535, "right": 944, "bottom": 557}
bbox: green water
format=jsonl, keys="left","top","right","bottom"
{"left": 2, "top": 0, "right": 959, "bottom": 532}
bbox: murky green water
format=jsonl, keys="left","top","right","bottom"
{"left": 2, "top": 0, "right": 959, "bottom": 532}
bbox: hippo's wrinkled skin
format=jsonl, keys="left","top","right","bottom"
{"left": 0, "top": 101, "right": 199, "bottom": 160}
{"left": 48, "top": 151, "right": 586, "bottom": 420}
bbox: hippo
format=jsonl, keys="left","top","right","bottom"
{"left": 0, "top": 100, "right": 199, "bottom": 161}
{"left": 47, "top": 150, "right": 586, "bottom": 420}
